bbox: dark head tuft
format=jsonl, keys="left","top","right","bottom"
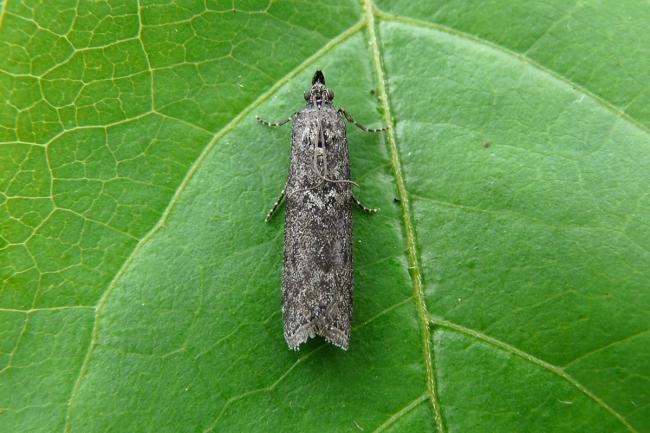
{"left": 312, "top": 70, "right": 325, "bottom": 85}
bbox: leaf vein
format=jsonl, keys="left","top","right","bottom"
{"left": 430, "top": 317, "right": 639, "bottom": 433}
{"left": 370, "top": 392, "right": 429, "bottom": 433}
{"left": 562, "top": 328, "right": 650, "bottom": 369}
{"left": 373, "top": 6, "right": 650, "bottom": 137}
{"left": 202, "top": 296, "right": 412, "bottom": 431}
{"left": 61, "top": 17, "right": 367, "bottom": 433}
{"left": 365, "top": 1, "right": 445, "bottom": 431}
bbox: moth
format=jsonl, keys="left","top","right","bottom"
{"left": 257, "top": 71, "right": 385, "bottom": 350}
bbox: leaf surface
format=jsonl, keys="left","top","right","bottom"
{"left": 1, "top": 1, "right": 648, "bottom": 432}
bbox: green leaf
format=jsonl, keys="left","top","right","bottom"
{"left": 1, "top": 1, "right": 648, "bottom": 432}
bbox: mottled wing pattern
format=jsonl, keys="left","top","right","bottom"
{"left": 282, "top": 106, "right": 353, "bottom": 350}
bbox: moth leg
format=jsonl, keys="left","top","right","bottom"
{"left": 339, "top": 109, "right": 386, "bottom": 133}
{"left": 352, "top": 194, "right": 378, "bottom": 214}
{"left": 256, "top": 116, "right": 291, "bottom": 128}
{"left": 265, "top": 184, "right": 287, "bottom": 222}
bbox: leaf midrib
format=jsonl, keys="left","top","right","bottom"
{"left": 364, "top": 0, "right": 444, "bottom": 431}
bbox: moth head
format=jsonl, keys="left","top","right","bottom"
{"left": 304, "top": 70, "right": 334, "bottom": 105}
